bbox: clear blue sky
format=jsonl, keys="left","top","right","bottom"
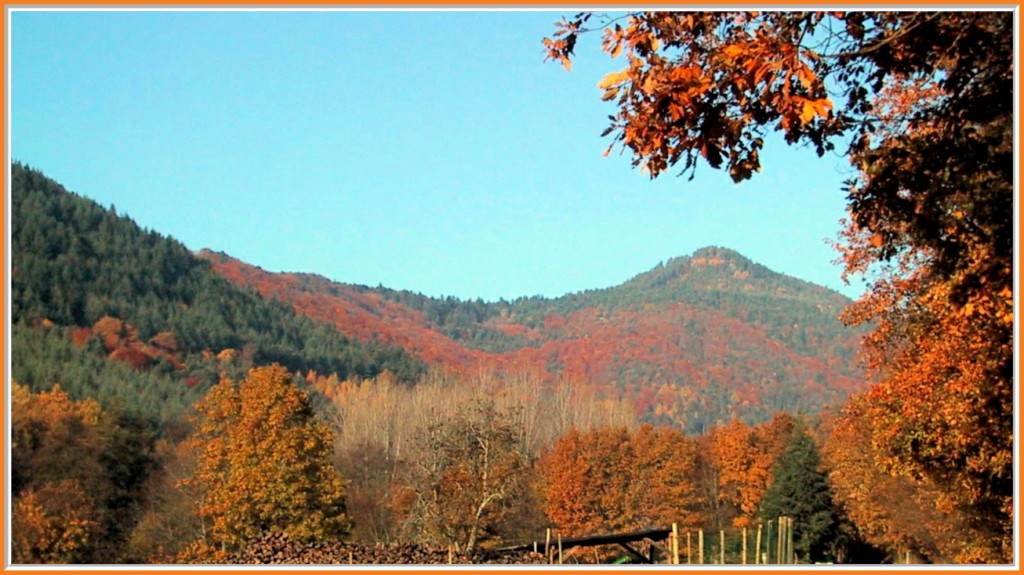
{"left": 11, "top": 9, "right": 863, "bottom": 302}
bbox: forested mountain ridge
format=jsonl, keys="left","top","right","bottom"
{"left": 203, "top": 246, "right": 869, "bottom": 433}
{"left": 10, "top": 161, "right": 867, "bottom": 433}
{"left": 10, "top": 163, "right": 425, "bottom": 426}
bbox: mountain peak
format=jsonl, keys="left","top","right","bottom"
{"left": 690, "top": 245, "right": 749, "bottom": 264}
{"left": 623, "top": 247, "right": 848, "bottom": 306}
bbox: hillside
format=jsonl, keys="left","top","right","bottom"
{"left": 9, "top": 163, "right": 872, "bottom": 562}
{"left": 10, "top": 164, "right": 425, "bottom": 426}
{"left": 10, "top": 162, "right": 869, "bottom": 433}
{"left": 203, "top": 247, "right": 869, "bottom": 433}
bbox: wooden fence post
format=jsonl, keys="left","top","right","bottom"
{"left": 786, "top": 516, "right": 793, "bottom": 564}
{"left": 671, "top": 523, "right": 680, "bottom": 565}
{"left": 755, "top": 523, "right": 762, "bottom": 565}
{"left": 788, "top": 517, "right": 795, "bottom": 564}
{"left": 776, "top": 517, "right": 784, "bottom": 564}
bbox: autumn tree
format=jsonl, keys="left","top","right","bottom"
{"left": 546, "top": 427, "right": 627, "bottom": 535}
{"left": 538, "top": 424, "right": 703, "bottom": 537}
{"left": 544, "top": 11, "right": 1012, "bottom": 561}
{"left": 706, "top": 413, "right": 795, "bottom": 529}
{"left": 822, "top": 394, "right": 966, "bottom": 563}
{"left": 627, "top": 424, "right": 705, "bottom": 529}
{"left": 400, "top": 398, "right": 532, "bottom": 554}
{"left": 11, "top": 382, "right": 155, "bottom": 563}
{"left": 11, "top": 384, "right": 106, "bottom": 563}
{"left": 180, "top": 364, "right": 349, "bottom": 558}
{"left": 12, "top": 480, "right": 101, "bottom": 564}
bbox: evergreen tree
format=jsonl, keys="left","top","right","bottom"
{"left": 11, "top": 162, "right": 426, "bottom": 425}
{"left": 758, "top": 426, "right": 837, "bottom": 563}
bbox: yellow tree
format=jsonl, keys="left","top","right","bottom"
{"left": 12, "top": 480, "right": 100, "bottom": 564}
{"left": 181, "top": 364, "right": 349, "bottom": 556}
{"left": 10, "top": 384, "right": 106, "bottom": 563}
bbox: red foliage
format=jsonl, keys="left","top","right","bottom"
{"left": 69, "top": 327, "right": 94, "bottom": 348}
{"left": 204, "top": 252, "right": 490, "bottom": 368}
{"left": 109, "top": 346, "right": 153, "bottom": 371}
{"left": 202, "top": 252, "right": 868, "bottom": 426}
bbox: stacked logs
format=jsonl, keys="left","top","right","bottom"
{"left": 220, "top": 532, "right": 547, "bottom": 565}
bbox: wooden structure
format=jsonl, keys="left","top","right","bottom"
{"left": 492, "top": 517, "right": 796, "bottom": 565}
{"left": 496, "top": 527, "right": 673, "bottom": 564}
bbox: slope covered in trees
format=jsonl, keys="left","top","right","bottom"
{"left": 11, "top": 7, "right": 1010, "bottom": 564}
{"left": 204, "top": 246, "right": 868, "bottom": 433}
{"left": 10, "top": 163, "right": 996, "bottom": 564}
{"left": 11, "top": 163, "right": 425, "bottom": 427}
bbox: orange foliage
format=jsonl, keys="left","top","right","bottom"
{"left": 180, "top": 365, "right": 349, "bottom": 554}
{"left": 92, "top": 316, "right": 135, "bottom": 352}
{"left": 546, "top": 12, "right": 836, "bottom": 181}
{"left": 833, "top": 79, "right": 1012, "bottom": 559}
{"left": 149, "top": 331, "right": 180, "bottom": 353}
{"left": 12, "top": 480, "right": 101, "bottom": 563}
{"left": 81, "top": 317, "right": 185, "bottom": 372}
{"left": 69, "top": 326, "right": 93, "bottom": 348}
{"left": 203, "top": 252, "right": 866, "bottom": 431}
{"left": 538, "top": 425, "right": 703, "bottom": 537}
{"left": 707, "top": 414, "right": 794, "bottom": 528}
{"left": 10, "top": 384, "right": 109, "bottom": 563}
{"left": 823, "top": 395, "right": 966, "bottom": 562}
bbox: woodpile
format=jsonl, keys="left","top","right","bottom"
{"left": 220, "top": 532, "right": 548, "bottom": 565}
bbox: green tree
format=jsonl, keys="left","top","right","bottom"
{"left": 180, "top": 364, "right": 349, "bottom": 557}
{"left": 11, "top": 163, "right": 427, "bottom": 395}
{"left": 544, "top": 11, "right": 1012, "bottom": 560}
{"left": 758, "top": 426, "right": 837, "bottom": 563}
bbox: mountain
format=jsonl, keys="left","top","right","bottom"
{"left": 11, "top": 163, "right": 868, "bottom": 433}
{"left": 202, "top": 248, "right": 869, "bottom": 433}
{"left": 10, "top": 164, "right": 425, "bottom": 426}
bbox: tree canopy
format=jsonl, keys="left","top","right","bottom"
{"left": 545, "top": 10, "right": 1012, "bottom": 562}
{"left": 180, "top": 365, "right": 349, "bottom": 558}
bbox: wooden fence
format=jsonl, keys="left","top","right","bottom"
{"left": 497, "top": 517, "right": 797, "bottom": 565}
